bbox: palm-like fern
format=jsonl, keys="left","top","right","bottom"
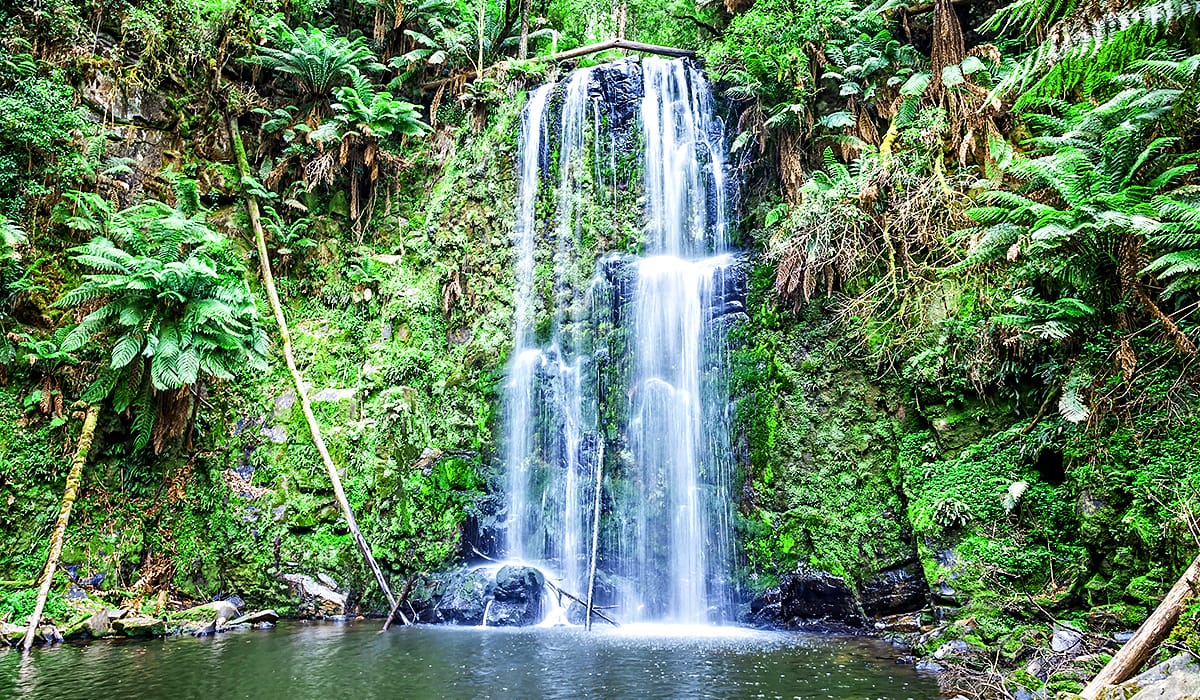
{"left": 55, "top": 191, "right": 269, "bottom": 451}
{"left": 960, "top": 83, "right": 1199, "bottom": 353}
{"left": 249, "top": 19, "right": 384, "bottom": 102}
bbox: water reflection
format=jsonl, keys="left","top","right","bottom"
{"left": 2, "top": 622, "right": 938, "bottom": 699}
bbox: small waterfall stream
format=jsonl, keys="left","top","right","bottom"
{"left": 503, "top": 57, "right": 741, "bottom": 625}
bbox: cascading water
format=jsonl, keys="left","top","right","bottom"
{"left": 503, "top": 57, "right": 742, "bottom": 625}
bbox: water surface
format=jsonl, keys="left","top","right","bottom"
{"left": 2, "top": 622, "right": 939, "bottom": 699}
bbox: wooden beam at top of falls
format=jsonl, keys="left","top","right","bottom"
{"left": 420, "top": 39, "right": 696, "bottom": 91}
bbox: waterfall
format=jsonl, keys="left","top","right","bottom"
{"left": 503, "top": 57, "right": 741, "bottom": 625}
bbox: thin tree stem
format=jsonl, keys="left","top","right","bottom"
{"left": 22, "top": 404, "right": 100, "bottom": 651}
{"left": 228, "top": 114, "right": 397, "bottom": 612}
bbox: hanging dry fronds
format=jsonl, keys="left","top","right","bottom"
{"left": 778, "top": 128, "right": 807, "bottom": 204}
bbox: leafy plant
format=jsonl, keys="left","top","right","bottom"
{"left": 959, "top": 84, "right": 1200, "bottom": 356}
{"left": 54, "top": 189, "right": 269, "bottom": 451}
{"left": 248, "top": 17, "right": 384, "bottom": 108}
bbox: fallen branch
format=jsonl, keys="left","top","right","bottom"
{"left": 22, "top": 404, "right": 100, "bottom": 651}
{"left": 544, "top": 580, "right": 620, "bottom": 627}
{"left": 227, "top": 114, "right": 397, "bottom": 613}
{"left": 1080, "top": 552, "right": 1200, "bottom": 699}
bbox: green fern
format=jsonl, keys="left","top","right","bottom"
{"left": 962, "top": 65, "right": 1200, "bottom": 353}
{"left": 991, "top": 0, "right": 1200, "bottom": 101}
{"left": 54, "top": 187, "right": 269, "bottom": 451}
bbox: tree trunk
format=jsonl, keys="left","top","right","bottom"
{"left": 1081, "top": 552, "right": 1200, "bottom": 699}
{"left": 518, "top": 0, "right": 529, "bottom": 59}
{"left": 227, "top": 115, "right": 397, "bottom": 612}
{"left": 22, "top": 404, "right": 100, "bottom": 651}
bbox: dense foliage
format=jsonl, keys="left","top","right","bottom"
{"left": 1, "top": 0, "right": 1199, "bottom": 692}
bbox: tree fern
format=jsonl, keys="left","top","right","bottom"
{"left": 990, "top": 0, "right": 1200, "bottom": 101}
{"left": 246, "top": 19, "right": 384, "bottom": 102}
{"left": 55, "top": 188, "right": 269, "bottom": 452}
{"left": 963, "top": 66, "right": 1200, "bottom": 355}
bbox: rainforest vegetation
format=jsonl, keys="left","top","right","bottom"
{"left": 1, "top": 0, "right": 1199, "bottom": 695}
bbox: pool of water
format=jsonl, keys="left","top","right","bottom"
{"left": 1, "top": 622, "right": 940, "bottom": 699}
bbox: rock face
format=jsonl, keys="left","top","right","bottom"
{"left": 858, "top": 563, "right": 930, "bottom": 618}
{"left": 282, "top": 573, "right": 347, "bottom": 617}
{"left": 747, "top": 567, "right": 864, "bottom": 627}
{"left": 747, "top": 562, "right": 930, "bottom": 628}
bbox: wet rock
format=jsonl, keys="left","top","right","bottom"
{"left": 2, "top": 621, "right": 25, "bottom": 645}
{"left": 174, "top": 599, "right": 239, "bottom": 623}
{"left": 747, "top": 566, "right": 864, "bottom": 627}
{"left": 932, "top": 581, "right": 960, "bottom": 606}
{"left": 1109, "top": 652, "right": 1200, "bottom": 698}
{"left": 83, "top": 608, "right": 112, "bottom": 638}
{"left": 1050, "top": 623, "right": 1084, "bottom": 654}
{"left": 593, "top": 59, "right": 643, "bottom": 141}
{"left": 486, "top": 566, "right": 544, "bottom": 627}
{"left": 112, "top": 616, "right": 166, "bottom": 637}
{"left": 874, "top": 612, "right": 923, "bottom": 634}
{"left": 934, "top": 640, "right": 972, "bottom": 659}
{"left": 858, "top": 563, "right": 929, "bottom": 617}
{"left": 431, "top": 568, "right": 493, "bottom": 625}
{"left": 282, "top": 573, "right": 347, "bottom": 617}
{"left": 916, "top": 659, "right": 945, "bottom": 674}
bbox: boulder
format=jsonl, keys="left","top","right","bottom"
{"left": 1100, "top": 653, "right": 1200, "bottom": 699}
{"left": 175, "top": 599, "right": 240, "bottom": 622}
{"left": 1050, "top": 623, "right": 1084, "bottom": 654}
{"left": 858, "top": 562, "right": 930, "bottom": 617}
{"left": 486, "top": 566, "right": 544, "bottom": 627}
{"left": 747, "top": 567, "right": 864, "bottom": 627}
{"left": 432, "top": 568, "right": 493, "bottom": 625}
{"left": 2, "top": 621, "right": 25, "bottom": 645}
{"left": 63, "top": 608, "right": 112, "bottom": 640}
{"left": 282, "top": 573, "right": 347, "bottom": 617}
{"left": 228, "top": 609, "right": 280, "bottom": 626}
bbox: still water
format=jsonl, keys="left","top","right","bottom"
{"left": 1, "top": 622, "right": 939, "bottom": 699}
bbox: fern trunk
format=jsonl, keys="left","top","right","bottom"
{"left": 22, "top": 403, "right": 100, "bottom": 651}
{"left": 227, "top": 115, "right": 397, "bottom": 612}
